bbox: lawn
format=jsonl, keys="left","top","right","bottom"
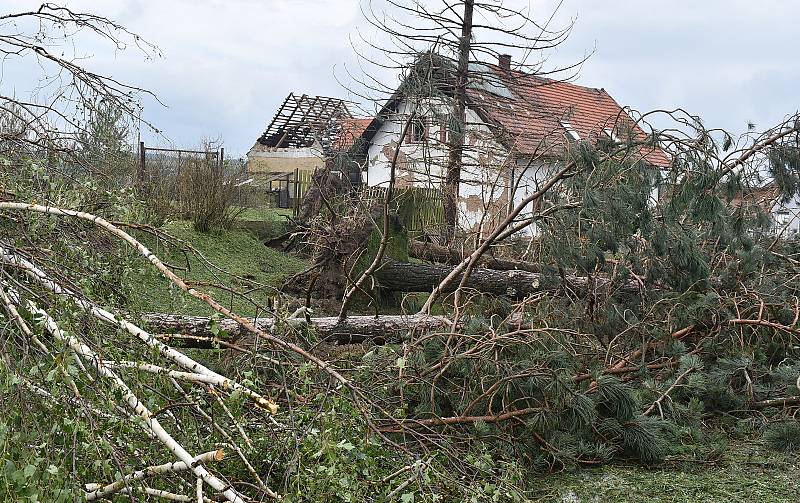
{"left": 533, "top": 439, "right": 799, "bottom": 502}
{"left": 127, "top": 216, "right": 307, "bottom": 317}
{"left": 235, "top": 205, "right": 293, "bottom": 222}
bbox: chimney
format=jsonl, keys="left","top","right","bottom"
{"left": 498, "top": 54, "right": 511, "bottom": 71}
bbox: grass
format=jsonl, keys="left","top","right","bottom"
{"left": 128, "top": 217, "right": 307, "bottom": 316}
{"left": 235, "top": 206, "right": 293, "bottom": 240}
{"left": 532, "top": 439, "right": 800, "bottom": 502}
{"left": 236, "top": 205, "right": 293, "bottom": 223}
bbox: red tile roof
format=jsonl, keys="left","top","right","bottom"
{"left": 335, "top": 117, "right": 372, "bottom": 151}
{"left": 465, "top": 65, "right": 671, "bottom": 167}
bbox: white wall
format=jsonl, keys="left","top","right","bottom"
{"left": 771, "top": 195, "right": 800, "bottom": 238}
{"left": 365, "top": 97, "right": 535, "bottom": 236}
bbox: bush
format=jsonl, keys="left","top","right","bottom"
{"left": 177, "top": 154, "right": 245, "bottom": 232}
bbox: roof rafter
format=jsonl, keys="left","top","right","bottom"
{"left": 257, "top": 93, "right": 355, "bottom": 152}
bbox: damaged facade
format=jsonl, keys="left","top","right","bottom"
{"left": 353, "top": 54, "right": 671, "bottom": 236}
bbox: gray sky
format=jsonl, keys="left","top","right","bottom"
{"left": 3, "top": 0, "right": 799, "bottom": 157}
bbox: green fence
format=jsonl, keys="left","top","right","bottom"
{"left": 360, "top": 185, "right": 445, "bottom": 238}
{"left": 249, "top": 169, "right": 314, "bottom": 214}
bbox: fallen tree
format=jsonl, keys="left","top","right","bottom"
{"left": 141, "top": 313, "right": 453, "bottom": 345}
{"left": 372, "top": 260, "right": 645, "bottom": 297}
{"left": 409, "top": 240, "right": 542, "bottom": 273}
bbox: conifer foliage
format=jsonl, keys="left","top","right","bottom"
{"left": 2, "top": 2, "right": 800, "bottom": 501}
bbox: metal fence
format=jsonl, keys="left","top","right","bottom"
{"left": 138, "top": 142, "right": 223, "bottom": 186}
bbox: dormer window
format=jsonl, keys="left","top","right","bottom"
{"left": 560, "top": 120, "right": 580, "bottom": 141}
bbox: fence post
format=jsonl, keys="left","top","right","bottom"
{"left": 293, "top": 167, "right": 300, "bottom": 217}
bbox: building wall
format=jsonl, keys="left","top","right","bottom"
{"left": 771, "top": 195, "right": 800, "bottom": 237}
{"left": 246, "top": 145, "right": 324, "bottom": 175}
{"left": 509, "top": 158, "right": 558, "bottom": 235}
{"left": 365, "top": 97, "right": 547, "bottom": 236}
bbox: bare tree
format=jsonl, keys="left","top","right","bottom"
{"left": 349, "top": 0, "right": 584, "bottom": 240}
{"left": 0, "top": 3, "right": 160, "bottom": 162}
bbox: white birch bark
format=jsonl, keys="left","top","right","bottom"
{"left": 84, "top": 450, "right": 225, "bottom": 500}
{"left": 0, "top": 284, "right": 250, "bottom": 503}
{"left": 0, "top": 245, "right": 277, "bottom": 413}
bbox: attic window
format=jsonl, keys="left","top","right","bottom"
{"left": 560, "top": 121, "right": 580, "bottom": 141}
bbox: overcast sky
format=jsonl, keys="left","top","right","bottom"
{"left": 3, "top": 0, "right": 799, "bottom": 157}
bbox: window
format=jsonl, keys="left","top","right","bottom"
{"left": 775, "top": 210, "right": 791, "bottom": 233}
{"left": 438, "top": 121, "right": 450, "bottom": 145}
{"left": 406, "top": 115, "right": 427, "bottom": 144}
{"left": 560, "top": 120, "right": 580, "bottom": 141}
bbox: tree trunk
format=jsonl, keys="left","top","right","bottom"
{"left": 141, "top": 313, "right": 452, "bottom": 345}
{"left": 374, "top": 261, "right": 643, "bottom": 298}
{"left": 409, "top": 240, "right": 541, "bottom": 273}
{"left": 442, "top": 0, "right": 475, "bottom": 241}
{"left": 375, "top": 261, "right": 543, "bottom": 297}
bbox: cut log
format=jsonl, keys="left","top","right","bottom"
{"left": 373, "top": 261, "right": 643, "bottom": 298}
{"left": 141, "top": 313, "right": 452, "bottom": 345}
{"left": 409, "top": 240, "right": 541, "bottom": 273}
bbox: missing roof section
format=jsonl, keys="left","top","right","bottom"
{"left": 603, "top": 127, "right": 619, "bottom": 142}
{"left": 468, "top": 62, "right": 515, "bottom": 99}
{"left": 257, "top": 93, "right": 354, "bottom": 152}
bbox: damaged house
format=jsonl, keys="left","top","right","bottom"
{"left": 247, "top": 93, "right": 370, "bottom": 206}
{"left": 350, "top": 53, "right": 671, "bottom": 236}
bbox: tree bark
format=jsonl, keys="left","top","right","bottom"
{"left": 141, "top": 313, "right": 453, "bottom": 345}
{"left": 374, "top": 261, "right": 643, "bottom": 298}
{"left": 409, "top": 240, "right": 541, "bottom": 273}
{"left": 442, "top": 0, "right": 475, "bottom": 240}
{"left": 376, "top": 261, "right": 543, "bottom": 297}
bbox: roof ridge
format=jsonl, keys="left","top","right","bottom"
{"left": 481, "top": 61, "right": 609, "bottom": 96}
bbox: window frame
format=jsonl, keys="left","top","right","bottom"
{"left": 560, "top": 120, "right": 581, "bottom": 141}
{"left": 405, "top": 115, "right": 428, "bottom": 145}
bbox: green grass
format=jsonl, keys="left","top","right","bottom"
{"left": 532, "top": 440, "right": 800, "bottom": 502}
{"left": 236, "top": 205, "right": 293, "bottom": 223}
{"left": 234, "top": 206, "right": 293, "bottom": 240}
{"left": 128, "top": 218, "right": 307, "bottom": 316}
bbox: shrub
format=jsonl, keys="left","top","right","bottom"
{"left": 177, "top": 153, "right": 245, "bottom": 232}
{"left": 764, "top": 421, "right": 800, "bottom": 452}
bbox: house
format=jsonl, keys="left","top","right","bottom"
{"left": 773, "top": 198, "right": 800, "bottom": 237}
{"left": 731, "top": 182, "right": 800, "bottom": 238}
{"left": 247, "top": 93, "right": 370, "bottom": 206}
{"left": 351, "top": 53, "right": 670, "bottom": 236}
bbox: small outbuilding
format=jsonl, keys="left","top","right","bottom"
{"left": 247, "top": 93, "right": 369, "bottom": 207}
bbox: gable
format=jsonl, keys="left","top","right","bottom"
{"left": 357, "top": 54, "right": 670, "bottom": 168}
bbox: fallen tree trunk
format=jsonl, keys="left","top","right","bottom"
{"left": 141, "top": 313, "right": 452, "bottom": 345}
{"left": 409, "top": 240, "right": 541, "bottom": 273}
{"left": 373, "top": 261, "right": 642, "bottom": 298}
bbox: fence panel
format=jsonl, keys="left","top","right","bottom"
{"left": 359, "top": 185, "right": 445, "bottom": 237}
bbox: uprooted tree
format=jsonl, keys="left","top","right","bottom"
{"left": 4, "top": 1, "right": 800, "bottom": 502}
